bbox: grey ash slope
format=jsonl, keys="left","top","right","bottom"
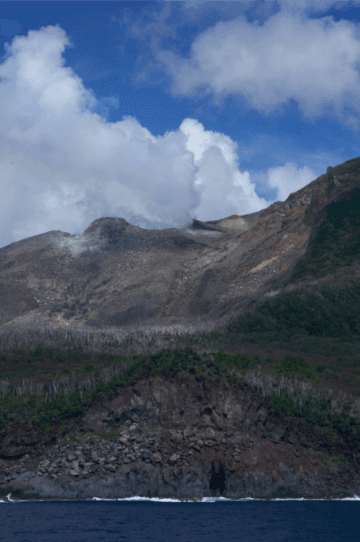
{"left": 0, "top": 156, "right": 359, "bottom": 336}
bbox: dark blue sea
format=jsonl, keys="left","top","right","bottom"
{"left": 1, "top": 496, "right": 359, "bottom": 542}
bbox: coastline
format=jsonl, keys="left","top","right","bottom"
{"left": 3, "top": 458, "right": 360, "bottom": 502}
{"left": 1, "top": 371, "right": 360, "bottom": 503}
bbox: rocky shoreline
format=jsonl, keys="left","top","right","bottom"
{"left": 1, "top": 369, "right": 360, "bottom": 501}
{"left": 1, "top": 416, "right": 360, "bottom": 501}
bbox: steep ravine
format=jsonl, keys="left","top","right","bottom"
{"left": 1, "top": 367, "right": 359, "bottom": 500}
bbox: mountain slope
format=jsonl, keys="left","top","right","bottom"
{"left": 0, "top": 156, "right": 359, "bottom": 339}
{"left": 225, "top": 157, "right": 360, "bottom": 350}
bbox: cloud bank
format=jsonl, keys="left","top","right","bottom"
{"left": 3, "top": 4, "right": 357, "bottom": 248}
{"left": 0, "top": 24, "right": 276, "bottom": 249}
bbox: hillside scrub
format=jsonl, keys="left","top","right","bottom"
{"left": 225, "top": 277, "right": 360, "bottom": 347}
{"left": 0, "top": 288, "right": 359, "bottom": 456}
{"left": 0, "top": 345, "right": 359, "bottom": 454}
{"left": 268, "top": 391, "right": 360, "bottom": 452}
{"left": 285, "top": 184, "right": 360, "bottom": 285}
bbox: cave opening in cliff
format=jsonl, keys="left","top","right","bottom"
{"left": 209, "top": 464, "right": 226, "bottom": 494}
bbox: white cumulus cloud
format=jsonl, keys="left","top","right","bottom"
{"left": 0, "top": 23, "right": 320, "bottom": 250}
{"left": 156, "top": 9, "right": 360, "bottom": 131}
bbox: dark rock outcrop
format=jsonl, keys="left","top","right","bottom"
{"left": 1, "top": 370, "right": 359, "bottom": 500}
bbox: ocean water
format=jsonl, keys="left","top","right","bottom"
{"left": 1, "top": 496, "right": 359, "bottom": 542}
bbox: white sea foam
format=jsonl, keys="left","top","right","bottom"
{"left": 2, "top": 493, "right": 360, "bottom": 503}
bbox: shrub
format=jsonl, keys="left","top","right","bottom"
{"left": 276, "top": 355, "right": 315, "bottom": 379}
{"left": 213, "top": 352, "right": 257, "bottom": 372}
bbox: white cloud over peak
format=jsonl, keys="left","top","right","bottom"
{"left": 180, "top": 118, "right": 263, "bottom": 220}
{"left": 0, "top": 24, "right": 282, "bottom": 249}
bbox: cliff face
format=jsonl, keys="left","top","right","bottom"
{"left": 1, "top": 367, "right": 359, "bottom": 500}
{"left": 0, "top": 157, "right": 359, "bottom": 336}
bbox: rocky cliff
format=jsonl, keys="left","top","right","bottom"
{"left": 1, "top": 363, "right": 360, "bottom": 500}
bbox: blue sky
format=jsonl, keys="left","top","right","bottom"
{"left": 1, "top": 0, "right": 360, "bottom": 249}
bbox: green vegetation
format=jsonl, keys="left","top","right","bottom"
{"left": 0, "top": 351, "right": 144, "bottom": 434}
{"left": 0, "top": 341, "right": 359, "bottom": 452}
{"left": 220, "top": 180, "right": 360, "bottom": 357}
{"left": 268, "top": 389, "right": 360, "bottom": 451}
{"left": 276, "top": 354, "right": 317, "bottom": 381}
{"left": 149, "top": 348, "right": 257, "bottom": 382}
{"left": 282, "top": 178, "right": 360, "bottom": 286}
{"left": 225, "top": 278, "right": 360, "bottom": 348}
